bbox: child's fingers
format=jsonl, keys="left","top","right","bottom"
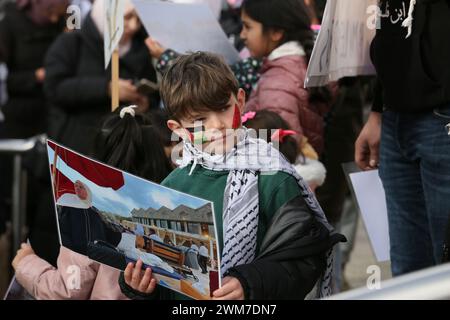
{"left": 131, "top": 259, "right": 143, "bottom": 288}
{"left": 212, "top": 282, "right": 243, "bottom": 300}
{"left": 212, "top": 282, "right": 234, "bottom": 298}
{"left": 138, "top": 267, "right": 152, "bottom": 293}
{"left": 124, "top": 262, "right": 134, "bottom": 284}
{"left": 146, "top": 278, "right": 157, "bottom": 294}
{"left": 213, "top": 291, "right": 240, "bottom": 300}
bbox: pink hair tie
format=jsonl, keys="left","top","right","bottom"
{"left": 241, "top": 111, "right": 256, "bottom": 124}
{"left": 271, "top": 129, "right": 297, "bottom": 143}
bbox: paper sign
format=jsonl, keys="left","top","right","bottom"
{"left": 305, "top": 0, "right": 377, "bottom": 87}
{"left": 348, "top": 169, "right": 390, "bottom": 262}
{"left": 104, "top": 0, "right": 125, "bottom": 69}
{"left": 133, "top": 0, "right": 240, "bottom": 64}
{"left": 171, "top": 0, "right": 223, "bottom": 19}
{"left": 47, "top": 140, "right": 221, "bottom": 300}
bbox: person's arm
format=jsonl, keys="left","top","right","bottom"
{"left": 118, "top": 260, "right": 159, "bottom": 300}
{"left": 246, "top": 76, "right": 305, "bottom": 143}
{"left": 230, "top": 58, "right": 262, "bottom": 97}
{"left": 93, "top": 208, "right": 123, "bottom": 247}
{"left": 0, "top": 13, "right": 42, "bottom": 95}
{"left": 226, "top": 255, "right": 325, "bottom": 300}
{"left": 43, "top": 32, "right": 110, "bottom": 110}
{"left": 58, "top": 207, "right": 75, "bottom": 250}
{"left": 220, "top": 175, "right": 339, "bottom": 300}
{"left": 155, "top": 49, "right": 180, "bottom": 75}
{"left": 7, "top": 70, "right": 43, "bottom": 96}
{"left": 355, "top": 77, "right": 382, "bottom": 170}
{"left": 371, "top": 78, "right": 383, "bottom": 113}
{"left": 14, "top": 245, "right": 99, "bottom": 300}
{"left": 226, "top": 191, "right": 328, "bottom": 299}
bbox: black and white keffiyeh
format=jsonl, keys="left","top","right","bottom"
{"left": 177, "top": 128, "right": 334, "bottom": 298}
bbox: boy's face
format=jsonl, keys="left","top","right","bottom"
{"left": 167, "top": 88, "right": 246, "bottom": 155}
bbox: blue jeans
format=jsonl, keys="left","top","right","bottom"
{"left": 379, "top": 106, "right": 450, "bottom": 276}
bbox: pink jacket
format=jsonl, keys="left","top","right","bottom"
{"left": 15, "top": 246, "right": 128, "bottom": 300}
{"left": 245, "top": 49, "right": 327, "bottom": 154}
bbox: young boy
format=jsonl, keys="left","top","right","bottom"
{"left": 119, "top": 52, "right": 344, "bottom": 300}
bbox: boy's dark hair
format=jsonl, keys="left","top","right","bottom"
{"left": 160, "top": 51, "right": 239, "bottom": 121}
{"left": 149, "top": 108, "right": 178, "bottom": 146}
{"left": 94, "top": 108, "right": 173, "bottom": 183}
{"left": 244, "top": 110, "right": 299, "bottom": 164}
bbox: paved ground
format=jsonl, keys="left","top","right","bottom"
{"left": 342, "top": 218, "right": 392, "bottom": 291}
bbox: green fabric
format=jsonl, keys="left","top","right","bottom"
{"left": 160, "top": 164, "right": 302, "bottom": 300}
{"left": 161, "top": 165, "right": 301, "bottom": 255}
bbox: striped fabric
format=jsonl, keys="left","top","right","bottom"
{"left": 178, "top": 128, "right": 334, "bottom": 298}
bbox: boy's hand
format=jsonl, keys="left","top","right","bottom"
{"left": 355, "top": 111, "right": 382, "bottom": 170}
{"left": 212, "top": 276, "right": 244, "bottom": 300}
{"left": 145, "top": 37, "right": 165, "bottom": 59}
{"left": 12, "top": 243, "right": 35, "bottom": 271}
{"left": 124, "top": 259, "right": 157, "bottom": 294}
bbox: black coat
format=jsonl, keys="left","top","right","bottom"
{"left": 0, "top": 3, "right": 64, "bottom": 138}
{"left": 227, "top": 195, "right": 345, "bottom": 300}
{"left": 44, "top": 14, "right": 158, "bottom": 155}
{"left": 119, "top": 195, "right": 345, "bottom": 300}
{"left": 58, "top": 205, "right": 122, "bottom": 257}
{"left": 371, "top": 0, "right": 450, "bottom": 113}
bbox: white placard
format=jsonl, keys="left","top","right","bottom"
{"left": 104, "top": 0, "right": 125, "bottom": 69}
{"left": 171, "top": 0, "right": 223, "bottom": 19}
{"left": 133, "top": 0, "right": 240, "bottom": 64}
{"left": 305, "top": 0, "right": 377, "bottom": 87}
{"left": 349, "top": 170, "right": 390, "bottom": 262}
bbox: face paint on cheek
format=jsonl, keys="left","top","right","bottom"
{"left": 185, "top": 126, "right": 208, "bottom": 144}
{"left": 232, "top": 104, "right": 241, "bottom": 129}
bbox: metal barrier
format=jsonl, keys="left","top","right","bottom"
{"left": 328, "top": 262, "right": 450, "bottom": 300}
{"left": 0, "top": 135, "right": 42, "bottom": 252}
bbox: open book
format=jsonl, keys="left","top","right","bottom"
{"left": 46, "top": 140, "right": 221, "bottom": 300}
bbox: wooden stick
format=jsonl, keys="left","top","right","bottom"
{"left": 111, "top": 49, "right": 119, "bottom": 112}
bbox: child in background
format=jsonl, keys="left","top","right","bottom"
{"left": 243, "top": 110, "right": 326, "bottom": 193}
{"left": 119, "top": 52, "right": 344, "bottom": 300}
{"left": 11, "top": 106, "right": 172, "bottom": 299}
{"left": 94, "top": 107, "right": 174, "bottom": 183}
{"left": 145, "top": 0, "right": 331, "bottom": 156}
{"left": 240, "top": 0, "right": 330, "bottom": 155}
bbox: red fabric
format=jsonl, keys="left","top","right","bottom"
{"left": 232, "top": 104, "right": 241, "bottom": 129}
{"left": 271, "top": 129, "right": 297, "bottom": 143}
{"left": 51, "top": 165, "right": 75, "bottom": 201}
{"left": 209, "top": 270, "right": 219, "bottom": 297}
{"left": 48, "top": 140, "right": 124, "bottom": 190}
